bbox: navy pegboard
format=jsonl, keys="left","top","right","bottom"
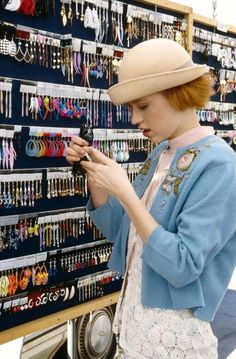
{"left": 0, "top": 1, "right": 188, "bottom": 331}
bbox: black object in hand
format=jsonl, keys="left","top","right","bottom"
{"left": 72, "top": 123, "right": 94, "bottom": 176}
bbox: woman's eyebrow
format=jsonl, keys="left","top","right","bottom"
{"left": 127, "top": 98, "right": 148, "bottom": 106}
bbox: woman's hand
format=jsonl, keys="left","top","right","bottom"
{"left": 82, "top": 147, "right": 158, "bottom": 243}
{"left": 65, "top": 135, "right": 90, "bottom": 165}
{"left": 80, "top": 147, "right": 133, "bottom": 200}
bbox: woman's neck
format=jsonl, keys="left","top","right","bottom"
{"left": 169, "top": 109, "right": 200, "bottom": 139}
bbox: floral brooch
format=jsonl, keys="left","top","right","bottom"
{"left": 139, "top": 159, "right": 152, "bottom": 175}
{"left": 176, "top": 148, "right": 199, "bottom": 172}
{"left": 161, "top": 148, "right": 199, "bottom": 196}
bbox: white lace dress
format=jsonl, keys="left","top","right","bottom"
{"left": 113, "top": 128, "right": 218, "bottom": 359}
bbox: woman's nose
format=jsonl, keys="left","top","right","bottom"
{"left": 130, "top": 108, "right": 143, "bottom": 126}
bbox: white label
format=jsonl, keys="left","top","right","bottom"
{"left": 93, "top": 90, "right": 100, "bottom": 101}
{"left": 3, "top": 301, "right": 12, "bottom": 309}
{"left": 217, "top": 22, "right": 228, "bottom": 33}
{"left": 86, "top": 91, "right": 93, "bottom": 100}
{"left": 36, "top": 253, "right": 47, "bottom": 263}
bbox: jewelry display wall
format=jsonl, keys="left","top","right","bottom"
{"left": 1, "top": 0, "right": 236, "bottom": 340}
{"left": 0, "top": 0, "right": 190, "bottom": 334}
{"left": 192, "top": 21, "right": 236, "bottom": 150}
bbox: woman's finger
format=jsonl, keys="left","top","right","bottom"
{"left": 66, "top": 146, "right": 85, "bottom": 158}
{"left": 71, "top": 135, "right": 89, "bottom": 147}
{"left": 68, "top": 143, "right": 86, "bottom": 155}
{"left": 66, "top": 154, "right": 82, "bottom": 163}
{"left": 80, "top": 160, "right": 98, "bottom": 171}
{"left": 86, "top": 147, "right": 114, "bottom": 165}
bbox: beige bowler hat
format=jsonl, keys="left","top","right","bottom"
{"left": 108, "top": 38, "right": 208, "bottom": 105}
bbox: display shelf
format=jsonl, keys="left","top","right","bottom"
{"left": 0, "top": 291, "right": 120, "bottom": 345}
{"left": 193, "top": 12, "right": 236, "bottom": 35}
{"left": 139, "top": 0, "right": 192, "bottom": 14}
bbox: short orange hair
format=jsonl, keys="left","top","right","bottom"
{"left": 162, "top": 74, "right": 213, "bottom": 111}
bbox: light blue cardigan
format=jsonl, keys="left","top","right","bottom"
{"left": 87, "top": 135, "right": 236, "bottom": 321}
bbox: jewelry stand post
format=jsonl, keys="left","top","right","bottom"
{"left": 67, "top": 319, "right": 76, "bottom": 359}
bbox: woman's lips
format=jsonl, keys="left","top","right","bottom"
{"left": 142, "top": 129, "right": 151, "bottom": 137}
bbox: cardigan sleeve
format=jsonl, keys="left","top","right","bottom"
{"left": 87, "top": 195, "right": 125, "bottom": 242}
{"left": 141, "top": 161, "right": 236, "bottom": 288}
{"left": 87, "top": 144, "right": 162, "bottom": 242}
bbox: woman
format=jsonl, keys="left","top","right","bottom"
{"left": 66, "top": 39, "right": 236, "bottom": 358}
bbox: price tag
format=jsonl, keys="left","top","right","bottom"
{"left": 217, "top": 22, "right": 228, "bottom": 33}
{"left": 3, "top": 301, "right": 12, "bottom": 310}
{"left": 93, "top": 90, "right": 100, "bottom": 101}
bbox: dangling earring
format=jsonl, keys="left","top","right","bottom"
{"left": 15, "top": 39, "right": 25, "bottom": 62}
{"left": 80, "top": 0, "right": 85, "bottom": 22}
{"left": 60, "top": 1, "right": 67, "bottom": 26}
{"left": 67, "top": 0, "right": 73, "bottom": 26}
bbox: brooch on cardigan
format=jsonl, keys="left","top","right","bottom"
{"left": 176, "top": 148, "right": 199, "bottom": 171}
{"left": 161, "top": 148, "right": 199, "bottom": 196}
{"left": 139, "top": 159, "right": 152, "bottom": 175}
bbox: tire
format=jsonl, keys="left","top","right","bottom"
{"left": 76, "top": 305, "right": 116, "bottom": 359}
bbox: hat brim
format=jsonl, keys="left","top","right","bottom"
{"left": 108, "top": 65, "right": 208, "bottom": 105}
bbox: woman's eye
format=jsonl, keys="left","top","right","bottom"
{"left": 138, "top": 105, "right": 148, "bottom": 110}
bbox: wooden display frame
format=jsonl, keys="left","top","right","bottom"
{"left": 0, "top": 292, "right": 120, "bottom": 345}
{"left": 140, "top": 0, "right": 192, "bottom": 14}
{"left": 193, "top": 12, "right": 236, "bottom": 35}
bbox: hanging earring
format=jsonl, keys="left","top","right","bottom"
{"left": 0, "top": 34, "right": 10, "bottom": 56}
{"left": 9, "top": 36, "right": 17, "bottom": 57}
{"left": 60, "top": 1, "right": 67, "bottom": 26}
{"left": 24, "top": 41, "right": 31, "bottom": 63}
{"left": 15, "top": 39, "right": 25, "bottom": 62}
{"left": 67, "top": 0, "right": 73, "bottom": 26}
{"left": 75, "top": 0, "right": 79, "bottom": 19}
{"left": 80, "top": 0, "right": 85, "bottom": 22}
